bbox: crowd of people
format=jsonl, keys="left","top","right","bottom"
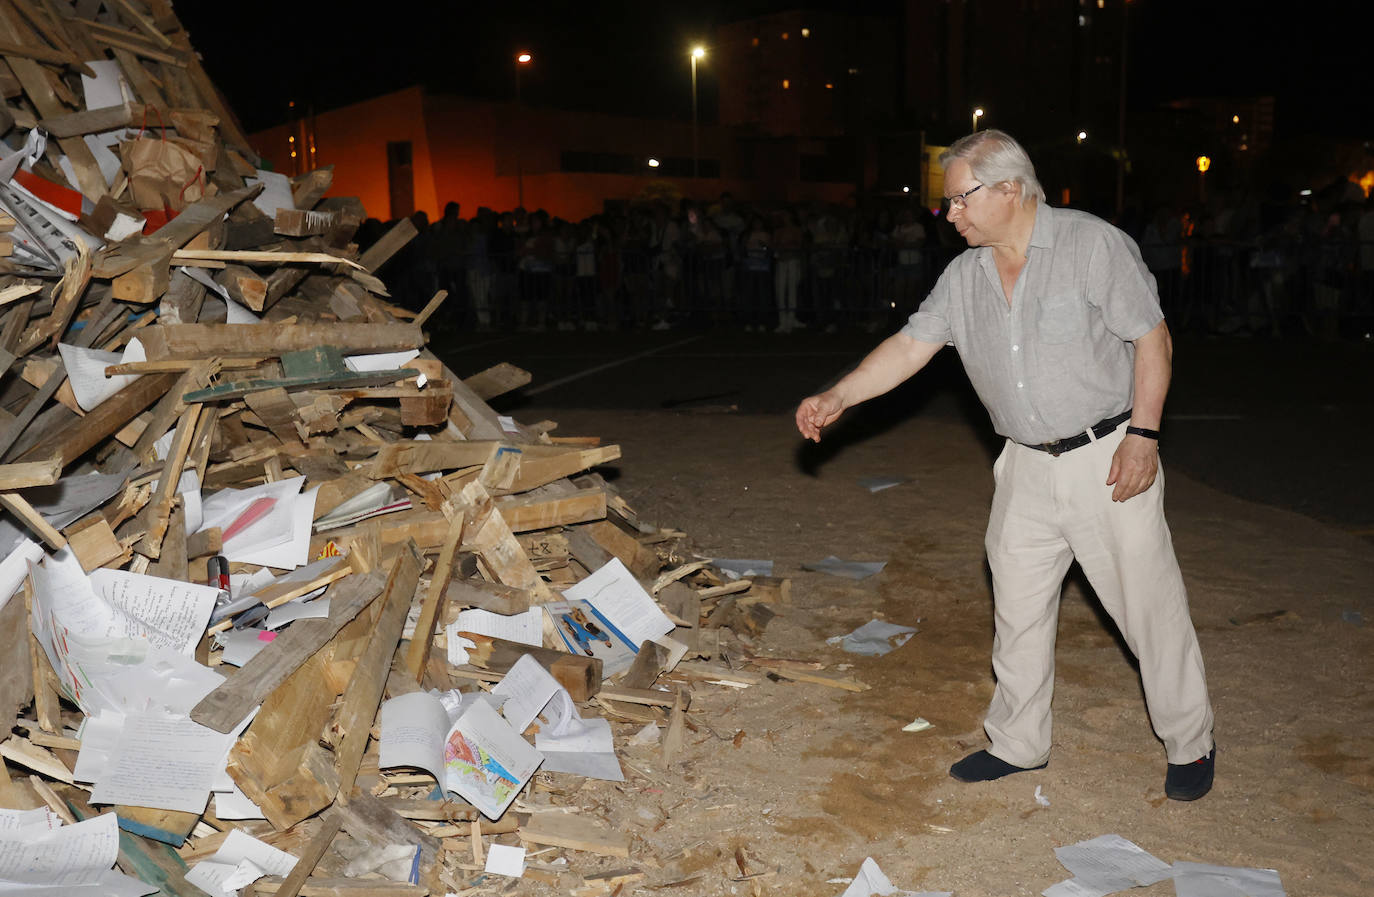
{"left": 364, "top": 183, "right": 1374, "bottom": 340}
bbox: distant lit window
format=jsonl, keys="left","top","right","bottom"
{"left": 288, "top": 135, "right": 295, "bottom": 143}
{"left": 825, "top": 82, "right": 834, "bottom": 89}
{"left": 782, "top": 79, "right": 790, "bottom": 89}
{"left": 847, "top": 67, "right": 859, "bottom": 74}
{"left": 290, "top": 151, "right": 297, "bottom": 158}
{"left": 801, "top": 27, "right": 810, "bottom": 37}
{"left": 1078, "top": 14, "right": 1087, "bottom": 25}
{"left": 752, "top": 36, "right": 759, "bottom": 46}
{"left": 1097, "top": 0, "right": 1104, "bottom": 7}
{"left": 781, "top": 31, "right": 789, "bottom": 40}
{"left": 1232, "top": 115, "right": 1240, "bottom": 123}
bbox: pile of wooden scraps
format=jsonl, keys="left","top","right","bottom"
{"left": 0, "top": 3, "right": 834, "bottom": 895}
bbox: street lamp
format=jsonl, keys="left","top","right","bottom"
{"left": 514, "top": 52, "right": 532, "bottom": 208}
{"left": 1196, "top": 155, "right": 1210, "bottom": 203}
{"left": 972, "top": 107, "right": 984, "bottom": 132}
{"left": 690, "top": 46, "right": 706, "bottom": 179}
{"left": 1077, "top": 130, "right": 1088, "bottom": 144}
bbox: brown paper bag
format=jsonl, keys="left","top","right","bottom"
{"left": 119, "top": 134, "right": 205, "bottom": 213}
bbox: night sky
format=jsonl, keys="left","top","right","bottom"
{"left": 180, "top": 0, "right": 1369, "bottom": 141}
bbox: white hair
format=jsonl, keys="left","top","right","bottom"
{"left": 940, "top": 129, "right": 1045, "bottom": 207}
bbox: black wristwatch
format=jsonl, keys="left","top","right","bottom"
{"left": 1125, "top": 425, "right": 1160, "bottom": 440}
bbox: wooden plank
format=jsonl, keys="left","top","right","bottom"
{"left": 459, "top": 481, "right": 550, "bottom": 598}
{"left": 455, "top": 635, "right": 601, "bottom": 703}
{"left": 462, "top": 362, "right": 532, "bottom": 401}
{"left": 0, "top": 361, "right": 65, "bottom": 460}
{"left": 65, "top": 515, "right": 124, "bottom": 571}
{"left": 17, "top": 372, "right": 177, "bottom": 465}
{"left": 403, "top": 513, "right": 463, "bottom": 682}
{"left": 358, "top": 217, "right": 417, "bottom": 272}
{"left": 135, "top": 322, "right": 424, "bottom": 359}
{"left": 519, "top": 811, "right": 631, "bottom": 858}
{"left": 37, "top": 100, "right": 133, "bottom": 137}
{"left": 134, "top": 400, "right": 201, "bottom": 558}
{"left": 443, "top": 577, "right": 532, "bottom": 616}
{"left": 334, "top": 543, "right": 422, "bottom": 801}
{"left": 367, "top": 440, "right": 500, "bottom": 479}
{"left": 496, "top": 486, "right": 607, "bottom": 533}
{"left": 190, "top": 570, "right": 387, "bottom": 734}
{"left": 0, "top": 491, "right": 65, "bottom": 549}
{"left": 0, "top": 456, "right": 61, "bottom": 489}
{"left": 501, "top": 444, "right": 621, "bottom": 495}
{"left": 92, "top": 184, "right": 262, "bottom": 279}
{"left": 269, "top": 809, "right": 341, "bottom": 897}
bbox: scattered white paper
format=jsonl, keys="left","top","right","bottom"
{"left": 485, "top": 843, "right": 526, "bottom": 878}
{"left": 212, "top": 782, "right": 267, "bottom": 821}
{"left": 858, "top": 475, "right": 907, "bottom": 492}
{"left": 902, "top": 718, "right": 933, "bottom": 733}
{"left": 244, "top": 169, "right": 296, "bottom": 218}
{"left": 1035, "top": 785, "right": 1051, "bottom": 807}
{"left": 562, "top": 558, "right": 675, "bottom": 648}
{"left": 200, "top": 477, "right": 316, "bottom": 569}
{"left": 837, "top": 857, "right": 951, "bottom": 897}
{"left": 343, "top": 349, "right": 420, "bottom": 373}
{"left": 264, "top": 595, "right": 329, "bottom": 629}
{"left": 214, "top": 628, "right": 276, "bottom": 667}
{"left": 711, "top": 558, "right": 773, "bottom": 579}
{"left": 448, "top": 607, "right": 543, "bottom": 650}
{"left": 58, "top": 338, "right": 146, "bottom": 412}
{"left": 1042, "top": 835, "right": 1174, "bottom": 897}
{"left": 491, "top": 654, "right": 560, "bottom": 734}
{"left": 87, "top": 713, "right": 236, "bottom": 814}
{"left": 1171, "top": 862, "right": 1285, "bottom": 897}
{"left": 827, "top": 619, "right": 918, "bottom": 655}
{"left": 88, "top": 567, "right": 220, "bottom": 654}
{"left": 0, "top": 811, "right": 119, "bottom": 887}
{"left": 0, "top": 538, "right": 44, "bottom": 610}
{"left": 80, "top": 60, "right": 131, "bottom": 110}
{"left": 497, "top": 415, "right": 520, "bottom": 435}
{"left": 0, "top": 807, "right": 61, "bottom": 837}
{"left": 532, "top": 689, "right": 623, "bottom": 781}
{"left": 185, "top": 829, "right": 297, "bottom": 897}
{"left": 804, "top": 555, "right": 887, "bottom": 580}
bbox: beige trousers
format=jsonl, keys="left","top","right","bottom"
{"left": 982, "top": 424, "right": 1214, "bottom": 767}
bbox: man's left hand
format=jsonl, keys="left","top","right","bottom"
{"left": 1106, "top": 435, "right": 1158, "bottom": 502}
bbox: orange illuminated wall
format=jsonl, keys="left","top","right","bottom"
{"left": 251, "top": 85, "right": 857, "bottom": 222}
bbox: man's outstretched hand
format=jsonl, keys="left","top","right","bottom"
{"left": 796, "top": 392, "right": 845, "bottom": 442}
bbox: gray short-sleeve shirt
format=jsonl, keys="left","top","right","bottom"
{"left": 900, "top": 203, "right": 1163, "bottom": 445}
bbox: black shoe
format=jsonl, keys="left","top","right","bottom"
{"left": 949, "top": 749, "right": 1047, "bottom": 783}
{"left": 1165, "top": 747, "right": 1215, "bottom": 801}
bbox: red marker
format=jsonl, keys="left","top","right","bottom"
{"left": 222, "top": 497, "right": 277, "bottom": 542}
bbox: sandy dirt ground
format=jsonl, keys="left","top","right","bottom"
{"left": 506, "top": 405, "right": 1372, "bottom": 897}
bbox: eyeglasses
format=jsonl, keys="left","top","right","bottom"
{"left": 942, "top": 183, "right": 984, "bottom": 211}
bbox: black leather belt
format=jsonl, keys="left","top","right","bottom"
{"left": 1023, "top": 409, "right": 1132, "bottom": 457}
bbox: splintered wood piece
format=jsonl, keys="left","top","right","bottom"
{"left": 454, "top": 635, "right": 601, "bottom": 703}
{"left": 458, "top": 481, "right": 550, "bottom": 599}
{"left": 498, "top": 444, "right": 621, "bottom": 495}
{"left": 334, "top": 542, "right": 423, "bottom": 802}
{"left": 403, "top": 513, "right": 463, "bottom": 682}
{"left": 65, "top": 515, "right": 124, "bottom": 572}
{"left": 110, "top": 246, "right": 173, "bottom": 304}
{"left": 519, "top": 811, "right": 631, "bottom": 858}
{"left": 0, "top": 456, "right": 61, "bottom": 490}
{"left": 0, "top": 591, "right": 33, "bottom": 738}
{"left": 191, "top": 570, "right": 388, "bottom": 733}
{"left": 244, "top": 387, "right": 304, "bottom": 445}
{"left": 366, "top": 440, "right": 500, "bottom": 479}
{"left": 271, "top": 809, "right": 342, "bottom": 897}
{"left": 0, "top": 361, "right": 66, "bottom": 460}
{"left": 495, "top": 486, "right": 607, "bottom": 533}
{"left": 357, "top": 217, "right": 417, "bottom": 272}
{"left": 135, "top": 401, "right": 202, "bottom": 559}
{"left": 443, "top": 578, "right": 532, "bottom": 616}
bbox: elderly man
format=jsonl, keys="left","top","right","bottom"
{"left": 795, "top": 130, "right": 1215, "bottom": 801}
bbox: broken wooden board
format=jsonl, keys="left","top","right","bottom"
{"left": 519, "top": 811, "right": 631, "bottom": 858}
{"left": 135, "top": 322, "right": 424, "bottom": 359}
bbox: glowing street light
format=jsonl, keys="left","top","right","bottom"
{"left": 1077, "top": 130, "right": 1088, "bottom": 144}
{"left": 690, "top": 45, "right": 707, "bottom": 179}
{"left": 972, "top": 107, "right": 984, "bottom": 132}
{"left": 514, "top": 51, "right": 533, "bottom": 208}
{"left": 1196, "top": 155, "right": 1210, "bottom": 203}
{"left": 648, "top": 158, "right": 661, "bottom": 168}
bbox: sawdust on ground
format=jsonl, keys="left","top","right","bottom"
{"left": 508, "top": 406, "right": 1373, "bottom": 897}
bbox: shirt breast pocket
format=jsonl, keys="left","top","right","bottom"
{"left": 1035, "top": 293, "right": 1088, "bottom": 344}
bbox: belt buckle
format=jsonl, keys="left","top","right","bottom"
{"left": 1043, "top": 441, "right": 1062, "bottom": 457}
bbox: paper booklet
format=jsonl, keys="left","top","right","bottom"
{"left": 378, "top": 692, "right": 543, "bottom": 821}
{"left": 542, "top": 599, "right": 639, "bottom": 677}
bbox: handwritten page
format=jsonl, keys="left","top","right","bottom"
{"left": 1042, "top": 834, "right": 1174, "bottom": 897}
{"left": 444, "top": 700, "right": 543, "bottom": 820}
{"left": 0, "top": 807, "right": 60, "bottom": 837}
{"left": 378, "top": 691, "right": 450, "bottom": 783}
{"left": 57, "top": 339, "right": 146, "bottom": 412}
{"left": 0, "top": 811, "right": 118, "bottom": 887}
{"left": 88, "top": 713, "right": 234, "bottom": 814}
{"left": 90, "top": 568, "right": 219, "bottom": 654}
{"left": 561, "top": 558, "right": 675, "bottom": 647}
{"left": 491, "top": 654, "right": 560, "bottom": 734}
{"left": 450, "top": 607, "right": 543, "bottom": 645}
